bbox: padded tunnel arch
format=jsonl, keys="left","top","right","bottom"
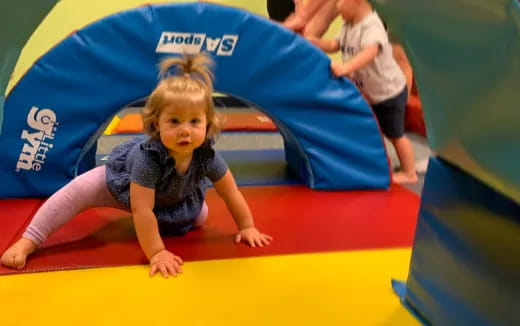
{"left": 0, "top": 2, "right": 389, "bottom": 198}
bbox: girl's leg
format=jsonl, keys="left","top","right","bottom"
{"left": 0, "top": 165, "right": 126, "bottom": 269}
{"left": 23, "top": 165, "right": 126, "bottom": 245}
{"left": 192, "top": 201, "right": 208, "bottom": 229}
{"left": 0, "top": 238, "right": 38, "bottom": 270}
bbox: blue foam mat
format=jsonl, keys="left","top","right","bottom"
{"left": 96, "top": 148, "right": 301, "bottom": 187}
{"left": 391, "top": 280, "right": 429, "bottom": 326}
{"left": 404, "top": 157, "right": 520, "bottom": 325}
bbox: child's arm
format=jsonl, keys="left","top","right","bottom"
{"left": 130, "top": 182, "right": 183, "bottom": 277}
{"left": 213, "top": 170, "right": 273, "bottom": 247}
{"left": 331, "top": 44, "right": 379, "bottom": 77}
{"left": 307, "top": 36, "right": 340, "bottom": 53}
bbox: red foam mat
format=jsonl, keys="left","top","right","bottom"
{"left": 0, "top": 184, "right": 419, "bottom": 275}
{"left": 405, "top": 94, "right": 426, "bottom": 137}
{"left": 0, "top": 199, "right": 44, "bottom": 252}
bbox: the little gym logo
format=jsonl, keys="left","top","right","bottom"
{"left": 16, "top": 106, "right": 58, "bottom": 172}
{"left": 156, "top": 32, "right": 238, "bottom": 56}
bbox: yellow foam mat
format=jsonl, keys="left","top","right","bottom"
{"left": 0, "top": 248, "right": 418, "bottom": 326}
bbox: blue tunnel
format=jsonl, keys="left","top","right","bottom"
{"left": 0, "top": 2, "right": 389, "bottom": 198}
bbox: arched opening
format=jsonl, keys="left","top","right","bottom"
{"left": 92, "top": 93, "right": 301, "bottom": 187}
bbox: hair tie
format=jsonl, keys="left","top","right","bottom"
{"left": 184, "top": 73, "right": 190, "bottom": 78}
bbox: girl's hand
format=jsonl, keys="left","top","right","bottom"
{"left": 149, "top": 249, "right": 183, "bottom": 278}
{"left": 235, "top": 227, "right": 273, "bottom": 248}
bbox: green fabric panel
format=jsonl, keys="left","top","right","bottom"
{"left": 373, "top": 0, "right": 520, "bottom": 202}
{"left": 0, "top": 96, "right": 4, "bottom": 127}
{"left": 0, "top": 0, "right": 59, "bottom": 130}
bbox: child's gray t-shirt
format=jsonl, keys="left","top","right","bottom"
{"left": 337, "top": 11, "right": 406, "bottom": 104}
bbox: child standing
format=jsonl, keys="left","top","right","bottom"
{"left": 307, "top": 0, "right": 417, "bottom": 184}
{"left": 1, "top": 53, "right": 273, "bottom": 277}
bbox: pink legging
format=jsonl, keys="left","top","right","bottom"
{"left": 23, "top": 166, "right": 208, "bottom": 246}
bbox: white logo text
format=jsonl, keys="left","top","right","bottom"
{"left": 156, "top": 32, "right": 239, "bottom": 56}
{"left": 16, "top": 106, "right": 58, "bottom": 172}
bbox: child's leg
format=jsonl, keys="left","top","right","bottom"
{"left": 192, "top": 201, "right": 208, "bottom": 229}
{"left": 0, "top": 165, "right": 126, "bottom": 269}
{"left": 372, "top": 87, "right": 418, "bottom": 184}
{"left": 390, "top": 136, "right": 418, "bottom": 184}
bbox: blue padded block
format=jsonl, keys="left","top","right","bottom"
{"left": 403, "top": 157, "right": 520, "bottom": 326}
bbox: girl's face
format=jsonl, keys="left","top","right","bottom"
{"left": 337, "top": 0, "right": 358, "bottom": 21}
{"left": 156, "top": 104, "right": 208, "bottom": 159}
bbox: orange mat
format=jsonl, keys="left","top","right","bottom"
{"left": 405, "top": 94, "right": 426, "bottom": 137}
{"left": 112, "top": 112, "right": 277, "bottom": 134}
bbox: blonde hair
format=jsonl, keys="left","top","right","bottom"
{"left": 142, "top": 53, "right": 220, "bottom": 140}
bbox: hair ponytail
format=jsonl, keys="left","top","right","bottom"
{"left": 158, "top": 53, "right": 214, "bottom": 92}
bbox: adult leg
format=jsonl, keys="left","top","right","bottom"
{"left": 303, "top": 0, "right": 338, "bottom": 38}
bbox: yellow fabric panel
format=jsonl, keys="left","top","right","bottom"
{"left": 0, "top": 249, "right": 419, "bottom": 325}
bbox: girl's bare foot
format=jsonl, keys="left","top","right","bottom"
{"left": 1, "top": 238, "right": 38, "bottom": 269}
{"left": 393, "top": 171, "right": 418, "bottom": 184}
